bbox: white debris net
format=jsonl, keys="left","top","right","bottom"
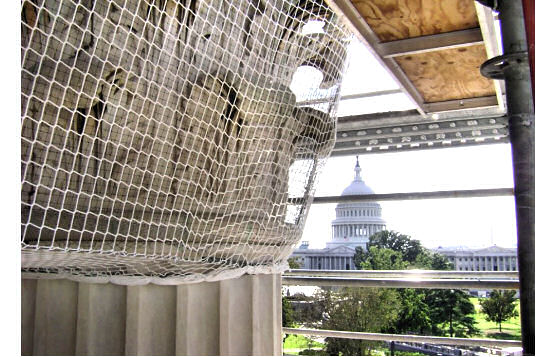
{"left": 21, "top": 0, "right": 350, "bottom": 284}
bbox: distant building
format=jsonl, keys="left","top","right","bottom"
{"left": 290, "top": 157, "right": 386, "bottom": 270}
{"left": 432, "top": 245, "right": 518, "bottom": 271}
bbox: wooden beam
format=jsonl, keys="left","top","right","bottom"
{"left": 423, "top": 96, "right": 499, "bottom": 112}
{"left": 378, "top": 28, "right": 484, "bottom": 58}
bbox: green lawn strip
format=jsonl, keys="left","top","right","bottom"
{"left": 470, "top": 297, "right": 521, "bottom": 340}
{"left": 283, "top": 334, "right": 325, "bottom": 350}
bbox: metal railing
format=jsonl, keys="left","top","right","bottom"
{"left": 282, "top": 269, "right": 519, "bottom": 290}
{"left": 281, "top": 269, "right": 522, "bottom": 351}
{"left": 283, "top": 328, "right": 522, "bottom": 349}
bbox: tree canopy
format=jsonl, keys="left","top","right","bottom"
{"left": 354, "top": 230, "right": 475, "bottom": 338}
{"left": 319, "top": 287, "right": 401, "bottom": 356}
{"left": 354, "top": 230, "right": 454, "bottom": 270}
{"left": 480, "top": 290, "right": 519, "bottom": 332}
{"left": 425, "top": 289, "right": 479, "bottom": 337}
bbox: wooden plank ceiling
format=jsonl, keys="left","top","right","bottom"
{"left": 332, "top": 0, "right": 500, "bottom": 114}
{"left": 326, "top": 0, "right": 508, "bottom": 155}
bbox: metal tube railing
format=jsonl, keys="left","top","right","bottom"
{"left": 298, "top": 188, "right": 514, "bottom": 205}
{"left": 282, "top": 276, "right": 519, "bottom": 290}
{"left": 282, "top": 328, "right": 522, "bottom": 348}
{"left": 284, "top": 269, "right": 519, "bottom": 279}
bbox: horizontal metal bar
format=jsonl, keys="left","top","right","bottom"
{"left": 334, "top": 129, "right": 508, "bottom": 151}
{"left": 335, "top": 116, "right": 508, "bottom": 143}
{"left": 330, "top": 136, "right": 510, "bottom": 156}
{"left": 284, "top": 269, "right": 519, "bottom": 279}
{"left": 282, "top": 328, "right": 522, "bottom": 348}
{"left": 297, "top": 89, "right": 403, "bottom": 106}
{"left": 301, "top": 188, "right": 514, "bottom": 204}
{"left": 378, "top": 28, "right": 484, "bottom": 58}
{"left": 336, "top": 108, "right": 507, "bottom": 132}
{"left": 281, "top": 276, "right": 519, "bottom": 290}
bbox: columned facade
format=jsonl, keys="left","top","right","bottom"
{"left": 432, "top": 246, "right": 518, "bottom": 272}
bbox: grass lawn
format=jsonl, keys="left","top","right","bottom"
{"left": 470, "top": 297, "right": 521, "bottom": 340}
{"left": 283, "top": 334, "right": 325, "bottom": 355}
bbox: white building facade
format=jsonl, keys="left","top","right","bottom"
{"left": 291, "top": 158, "right": 386, "bottom": 270}
{"left": 432, "top": 245, "right": 518, "bottom": 271}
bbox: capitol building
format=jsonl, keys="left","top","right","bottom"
{"left": 290, "top": 158, "right": 519, "bottom": 273}
{"left": 290, "top": 158, "right": 386, "bottom": 270}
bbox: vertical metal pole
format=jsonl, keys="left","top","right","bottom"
{"left": 497, "top": 1, "right": 535, "bottom": 354}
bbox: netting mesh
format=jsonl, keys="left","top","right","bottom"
{"left": 21, "top": 0, "right": 350, "bottom": 284}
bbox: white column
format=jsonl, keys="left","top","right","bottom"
{"left": 76, "top": 283, "right": 127, "bottom": 355}
{"left": 32, "top": 279, "right": 78, "bottom": 355}
{"left": 176, "top": 282, "right": 219, "bottom": 355}
{"left": 22, "top": 274, "right": 282, "bottom": 356}
{"left": 125, "top": 285, "right": 177, "bottom": 355}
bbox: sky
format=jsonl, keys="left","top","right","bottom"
{"left": 301, "top": 144, "right": 517, "bottom": 249}
{"left": 297, "top": 39, "right": 518, "bottom": 250}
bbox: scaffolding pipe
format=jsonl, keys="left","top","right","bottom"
{"left": 284, "top": 269, "right": 519, "bottom": 279}
{"left": 496, "top": 1, "right": 535, "bottom": 354}
{"left": 281, "top": 276, "right": 519, "bottom": 290}
{"left": 291, "top": 188, "right": 514, "bottom": 205}
{"left": 282, "top": 328, "right": 522, "bottom": 348}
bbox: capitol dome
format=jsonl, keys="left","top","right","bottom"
{"left": 327, "top": 157, "right": 386, "bottom": 250}
{"left": 341, "top": 158, "right": 375, "bottom": 196}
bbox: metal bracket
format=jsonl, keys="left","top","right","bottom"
{"left": 480, "top": 52, "right": 529, "bottom": 80}
{"left": 475, "top": 0, "right": 498, "bottom": 11}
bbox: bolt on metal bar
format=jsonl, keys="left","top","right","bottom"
{"left": 281, "top": 276, "right": 519, "bottom": 290}
{"left": 289, "top": 188, "right": 514, "bottom": 205}
{"left": 284, "top": 269, "right": 519, "bottom": 279}
{"left": 282, "top": 328, "right": 522, "bottom": 348}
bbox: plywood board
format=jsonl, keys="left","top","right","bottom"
{"left": 394, "top": 45, "right": 495, "bottom": 102}
{"left": 351, "top": 0, "right": 479, "bottom": 41}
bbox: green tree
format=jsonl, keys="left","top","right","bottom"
{"left": 319, "top": 287, "right": 401, "bottom": 356}
{"left": 480, "top": 290, "right": 519, "bottom": 332}
{"left": 394, "top": 289, "right": 432, "bottom": 335}
{"left": 354, "top": 230, "right": 473, "bottom": 337}
{"left": 288, "top": 257, "right": 302, "bottom": 269}
{"left": 282, "top": 296, "right": 295, "bottom": 328}
{"left": 367, "top": 230, "right": 425, "bottom": 263}
{"left": 412, "top": 252, "right": 453, "bottom": 270}
{"left": 360, "top": 246, "right": 408, "bottom": 270}
{"left": 425, "top": 289, "right": 479, "bottom": 337}
{"left": 354, "top": 230, "right": 429, "bottom": 269}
